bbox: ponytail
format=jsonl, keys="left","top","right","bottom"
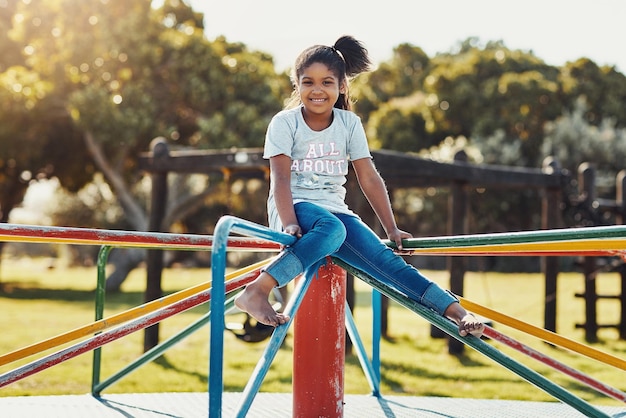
{"left": 333, "top": 36, "right": 372, "bottom": 78}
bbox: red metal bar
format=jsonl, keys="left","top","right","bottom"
{"left": 293, "top": 261, "right": 347, "bottom": 418}
{"left": 0, "top": 271, "right": 259, "bottom": 388}
{"left": 0, "top": 223, "right": 281, "bottom": 251}
{"left": 483, "top": 327, "right": 626, "bottom": 403}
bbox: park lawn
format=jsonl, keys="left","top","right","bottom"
{"left": 0, "top": 256, "right": 624, "bottom": 407}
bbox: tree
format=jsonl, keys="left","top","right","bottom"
{"left": 2, "top": 0, "right": 288, "bottom": 287}
{"left": 542, "top": 99, "right": 626, "bottom": 176}
{"left": 352, "top": 43, "right": 430, "bottom": 121}
{"left": 559, "top": 58, "right": 626, "bottom": 128}
{"left": 421, "top": 40, "right": 562, "bottom": 164}
{"left": 365, "top": 93, "right": 434, "bottom": 151}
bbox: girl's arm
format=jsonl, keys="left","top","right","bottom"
{"left": 352, "top": 158, "right": 412, "bottom": 249}
{"left": 270, "top": 154, "right": 302, "bottom": 237}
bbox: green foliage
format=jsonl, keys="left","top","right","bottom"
{"left": 352, "top": 43, "right": 430, "bottom": 120}
{"left": 366, "top": 93, "right": 431, "bottom": 151}
{"left": 559, "top": 59, "right": 626, "bottom": 128}
{"left": 425, "top": 43, "right": 560, "bottom": 158}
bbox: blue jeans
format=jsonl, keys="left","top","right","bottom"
{"left": 265, "top": 202, "right": 457, "bottom": 315}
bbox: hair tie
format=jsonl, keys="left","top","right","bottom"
{"left": 331, "top": 46, "right": 345, "bottom": 62}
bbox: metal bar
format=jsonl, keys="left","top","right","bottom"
{"left": 93, "top": 293, "right": 241, "bottom": 395}
{"left": 0, "top": 260, "right": 269, "bottom": 368}
{"left": 371, "top": 289, "right": 382, "bottom": 385}
{"left": 0, "top": 283, "right": 212, "bottom": 388}
{"left": 459, "top": 297, "right": 626, "bottom": 371}
{"left": 209, "top": 216, "right": 295, "bottom": 418}
{"left": 0, "top": 223, "right": 281, "bottom": 251}
{"left": 483, "top": 327, "right": 626, "bottom": 403}
{"left": 0, "top": 267, "right": 259, "bottom": 389}
{"left": 399, "top": 225, "right": 626, "bottom": 248}
{"left": 92, "top": 245, "right": 113, "bottom": 393}
{"left": 3, "top": 223, "right": 626, "bottom": 256}
{"left": 345, "top": 301, "right": 380, "bottom": 397}
{"left": 334, "top": 259, "right": 611, "bottom": 418}
{"left": 235, "top": 274, "right": 313, "bottom": 418}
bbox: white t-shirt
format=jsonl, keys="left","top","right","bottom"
{"left": 263, "top": 106, "right": 372, "bottom": 231}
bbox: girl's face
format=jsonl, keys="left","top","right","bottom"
{"left": 297, "top": 62, "right": 345, "bottom": 118}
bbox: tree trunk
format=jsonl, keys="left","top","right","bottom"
{"left": 84, "top": 131, "right": 149, "bottom": 289}
{"left": 0, "top": 176, "right": 30, "bottom": 282}
{"left": 105, "top": 248, "right": 147, "bottom": 292}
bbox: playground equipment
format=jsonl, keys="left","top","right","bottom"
{"left": 0, "top": 219, "right": 625, "bottom": 417}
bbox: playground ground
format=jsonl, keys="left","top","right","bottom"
{"left": 0, "top": 391, "right": 624, "bottom": 417}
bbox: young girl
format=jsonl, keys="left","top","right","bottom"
{"left": 235, "top": 35, "right": 484, "bottom": 338}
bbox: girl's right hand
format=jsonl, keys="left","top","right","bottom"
{"left": 387, "top": 228, "right": 412, "bottom": 251}
{"left": 284, "top": 224, "right": 302, "bottom": 238}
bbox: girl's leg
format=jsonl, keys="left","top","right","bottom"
{"left": 333, "top": 214, "right": 483, "bottom": 337}
{"left": 333, "top": 214, "right": 448, "bottom": 310}
{"left": 235, "top": 203, "right": 346, "bottom": 326}
{"left": 264, "top": 202, "right": 347, "bottom": 287}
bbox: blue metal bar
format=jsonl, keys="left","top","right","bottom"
{"left": 371, "top": 289, "right": 382, "bottom": 386}
{"left": 209, "top": 216, "right": 295, "bottom": 418}
{"left": 235, "top": 273, "right": 313, "bottom": 417}
{"left": 345, "top": 301, "right": 380, "bottom": 397}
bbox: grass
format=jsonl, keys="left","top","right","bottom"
{"left": 0, "top": 255, "right": 625, "bottom": 408}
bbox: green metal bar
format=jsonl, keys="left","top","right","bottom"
{"left": 393, "top": 225, "right": 626, "bottom": 249}
{"left": 333, "top": 259, "right": 611, "bottom": 418}
{"left": 91, "top": 245, "right": 113, "bottom": 394}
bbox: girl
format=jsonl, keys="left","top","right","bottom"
{"left": 234, "top": 35, "right": 484, "bottom": 338}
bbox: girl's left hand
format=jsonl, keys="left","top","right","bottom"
{"left": 388, "top": 228, "right": 413, "bottom": 251}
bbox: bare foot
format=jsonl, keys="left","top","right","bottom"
{"left": 458, "top": 313, "right": 485, "bottom": 338}
{"left": 234, "top": 279, "right": 290, "bottom": 327}
{"left": 443, "top": 302, "right": 485, "bottom": 338}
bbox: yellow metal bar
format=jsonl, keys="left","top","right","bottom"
{"left": 459, "top": 297, "right": 626, "bottom": 372}
{"left": 0, "top": 259, "right": 270, "bottom": 367}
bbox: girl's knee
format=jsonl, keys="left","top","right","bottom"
{"left": 315, "top": 215, "right": 346, "bottom": 242}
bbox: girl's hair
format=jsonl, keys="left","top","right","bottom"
{"left": 286, "top": 35, "right": 372, "bottom": 110}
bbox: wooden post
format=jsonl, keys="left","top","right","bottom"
{"left": 542, "top": 157, "right": 561, "bottom": 333}
{"left": 293, "top": 261, "right": 346, "bottom": 418}
{"left": 447, "top": 150, "right": 468, "bottom": 355}
{"left": 144, "top": 138, "right": 169, "bottom": 352}
{"left": 579, "top": 163, "right": 598, "bottom": 342}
